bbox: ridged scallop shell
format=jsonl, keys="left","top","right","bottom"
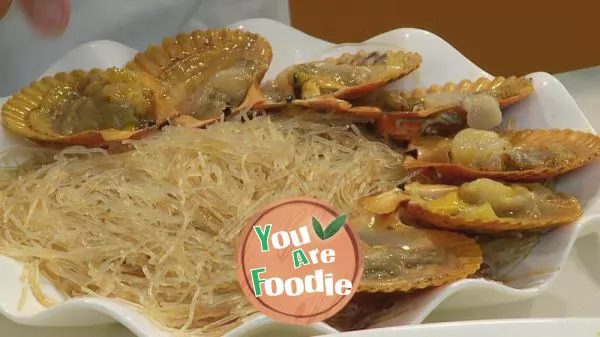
{"left": 126, "top": 28, "right": 273, "bottom": 128}
{"left": 373, "top": 76, "right": 533, "bottom": 116}
{"left": 261, "top": 50, "right": 422, "bottom": 117}
{"left": 373, "top": 76, "right": 533, "bottom": 140}
{"left": 404, "top": 129, "right": 600, "bottom": 182}
{"left": 405, "top": 201, "right": 580, "bottom": 233}
{"left": 403, "top": 182, "right": 582, "bottom": 233}
{"left": 358, "top": 224, "right": 482, "bottom": 292}
{"left": 1, "top": 68, "right": 173, "bottom": 147}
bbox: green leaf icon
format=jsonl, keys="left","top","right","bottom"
{"left": 312, "top": 216, "right": 326, "bottom": 240}
{"left": 312, "top": 214, "right": 347, "bottom": 241}
{"left": 323, "top": 214, "right": 347, "bottom": 240}
{"left": 313, "top": 216, "right": 325, "bottom": 240}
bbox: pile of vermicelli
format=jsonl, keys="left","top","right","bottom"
{"left": 0, "top": 115, "right": 405, "bottom": 336}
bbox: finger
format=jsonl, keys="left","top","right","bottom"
{"left": 0, "top": 0, "right": 14, "bottom": 19}
{"left": 18, "top": 0, "right": 70, "bottom": 37}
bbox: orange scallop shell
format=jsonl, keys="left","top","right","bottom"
{"left": 376, "top": 112, "right": 467, "bottom": 141}
{"left": 261, "top": 50, "right": 422, "bottom": 118}
{"left": 373, "top": 76, "right": 533, "bottom": 140}
{"left": 404, "top": 193, "right": 582, "bottom": 234}
{"left": 404, "top": 129, "right": 600, "bottom": 182}
{"left": 299, "top": 50, "right": 422, "bottom": 99}
{"left": 358, "top": 228, "right": 482, "bottom": 292}
{"left": 290, "top": 97, "right": 383, "bottom": 119}
{"left": 383, "top": 76, "right": 533, "bottom": 116}
{"left": 358, "top": 188, "right": 411, "bottom": 215}
{"left": 330, "top": 50, "right": 421, "bottom": 98}
{"left": 1, "top": 68, "right": 172, "bottom": 147}
{"left": 126, "top": 28, "right": 273, "bottom": 128}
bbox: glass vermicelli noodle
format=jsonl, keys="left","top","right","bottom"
{"left": 0, "top": 115, "right": 405, "bottom": 336}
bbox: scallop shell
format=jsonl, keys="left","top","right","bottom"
{"left": 290, "top": 96, "right": 382, "bottom": 119}
{"left": 358, "top": 223, "right": 482, "bottom": 292}
{"left": 300, "top": 50, "right": 422, "bottom": 99}
{"left": 405, "top": 201, "right": 581, "bottom": 233}
{"left": 403, "top": 182, "right": 582, "bottom": 233}
{"left": 359, "top": 183, "right": 458, "bottom": 215}
{"left": 378, "top": 76, "right": 532, "bottom": 115}
{"left": 404, "top": 129, "right": 600, "bottom": 182}
{"left": 1, "top": 68, "right": 173, "bottom": 147}
{"left": 359, "top": 188, "right": 411, "bottom": 214}
{"left": 376, "top": 111, "right": 467, "bottom": 141}
{"left": 261, "top": 95, "right": 383, "bottom": 122}
{"left": 126, "top": 28, "right": 273, "bottom": 128}
{"left": 372, "top": 76, "right": 533, "bottom": 140}
{"left": 261, "top": 50, "right": 422, "bottom": 118}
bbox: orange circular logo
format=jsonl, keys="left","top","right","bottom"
{"left": 236, "top": 196, "right": 364, "bottom": 325}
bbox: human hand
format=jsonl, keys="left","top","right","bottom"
{"left": 0, "top": 0, "right": 70, "bottom": 36}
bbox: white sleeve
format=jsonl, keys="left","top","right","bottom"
{"left": 178, "top": 0, "right": 290, "bottom": 33}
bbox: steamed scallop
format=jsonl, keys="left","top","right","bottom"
{"left": 1, "top": 68, "right": 174, "bottom": 147}
{"left": 261, "top": 50, "right": 422, "bottom": 119}
{"left": 353, "top": 212, "right": 482, "bottom": 292}
{"left": 387, "top": 179, "right": 582, "bottom": 233}
{"left": 126, "top": 28, "right": 273, "bottom": 128}
{"left": 404, "top": 128, "right": 600, "bottom": 182}
{"left": 372, "top": 76, "right": 534, "bottom": 140}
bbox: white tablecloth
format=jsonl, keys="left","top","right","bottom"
{"left": 2, "top": 66, "right": 600, "bottom": 337}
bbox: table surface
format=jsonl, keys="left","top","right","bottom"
{"left": 2, "top": 66, "right": 600, "bottom": 337}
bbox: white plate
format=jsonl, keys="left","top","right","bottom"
{"left": 0, "top": 18, "right": 599, "bottom": 337}
{"left": 325, "top": 318, "right": 600, "bottom": 337}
